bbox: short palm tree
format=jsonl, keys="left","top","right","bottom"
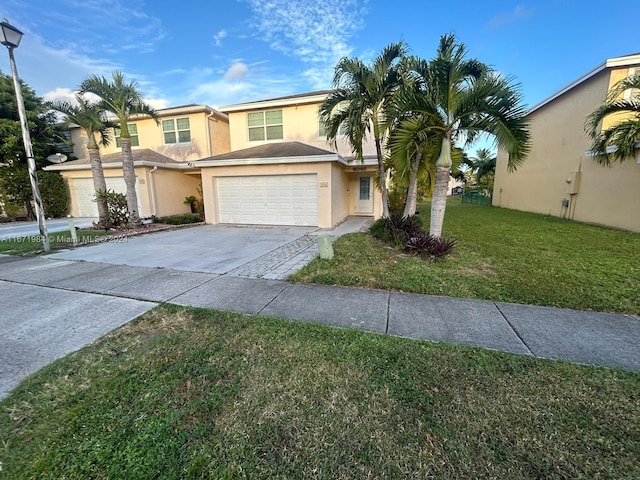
{"left": 586, "top": 73, "right": 640, "bottom": 165}
{"left": 48, "top": 94, "right": 113, "bottom": 228}
{"left": 469, "top": 147, "right": 496, "bottom": 192}
{"left": 389, "top": 34, "right": 530, "bottom": 237}
{"left": 320, "top": 42, "right": 408, "bottom": 218}
{"left": 80, "top": 72, "right": 157, "bottom": 227}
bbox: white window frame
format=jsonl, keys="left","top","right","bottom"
{"left": 114, "top": 124, "right": 139, "bottom": 148}
{"left": 247, "top": 110, "right": 283, "bottom": 141}
{"left": 162, "top": 117, "right": 191, "bottom": 144}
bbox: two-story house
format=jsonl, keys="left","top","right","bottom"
{"left": 196, "top": 91, "right": 382, "bottom": 228}
{"left": 493, "top": 53, "right": 640, "bottom": 233}
{"left": 45, "top": 104, "right": 230, "bottom": 218}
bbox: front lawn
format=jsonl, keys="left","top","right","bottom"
{"left": 291, "top": 201, "right": 640, "bottom": 313}
{"left": 0, "top": 229, "right": 114, "bottom": 255}
{"left": 1, "top": 305, "right": 638, "bottom": 479}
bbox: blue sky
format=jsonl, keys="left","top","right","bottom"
{"left": 0, "top": 0, "right": 638, "bottom": 113}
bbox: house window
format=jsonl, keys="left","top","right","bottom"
{"left": 248, "top": 110, "right": 283, "bottom": 141}
{"left": 162, "top": 117, "right": 191, "bottom": 144}
{"left": 623, "top": 67, "right": 638, "bottom": 101}
{"left": 114, "top": 124, "right": 139, "bottom": 147}
{"left": 318, "top": 117, "right": 326, "bottom": 137}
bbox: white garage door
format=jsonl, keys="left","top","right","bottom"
{"left": 72, "top": 177, "right": 140, "bottom": 217}
{"left": 217, "top": 174, "right": 318, "bottom": 226}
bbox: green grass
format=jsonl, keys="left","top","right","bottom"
{"left": 1, "top": 305, "right": 638, "bottom": 479}
{"left": 291, "top": 200, "right": 640, "bottom": 313}
{"left": 0, "top": 229, "right": 114, "bottom": 255}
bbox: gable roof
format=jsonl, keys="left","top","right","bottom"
{"left": 196, "top": 141, "right": 346, "bottom": 167}
{"left": 44, "top": 149, "right": 194, "bottom": 171}
{"left": 529, "top": 53, "right": 640, "bottom": 114}
{"left": 220, "top": 90, "right": 333, "bottom": 113}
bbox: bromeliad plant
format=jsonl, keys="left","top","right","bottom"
{"left": 369, "top": 213, "right": 456, "bottom": 260}
{"left": 406, "top": 231, "right": 457, "bottom": 259}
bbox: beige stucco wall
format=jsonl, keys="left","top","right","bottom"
{"left": 201, "top": 162, "right": 352, "bottom": 228}
{"left": 209, "top": 116, "right": 231, "bottom": 156}
{"left": 493, "top": 67, "right": 640, "bottom": 232}
{"left": 143, "top": 169, "right": 202, "bottom": 217}
{"left": 227, "top": 103, "right": 377, "bottom": 158}
{"left": 70, "top": 112, "right": 230, "bottom": 162}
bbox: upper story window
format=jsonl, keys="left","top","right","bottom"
{"left": 623, "top": 67, "right": 638, "bottom": 101}
{"left": 318, "top": 117, "right": 327, "bottom": 138}
{"left": 162, "top": 117, "right": 191, "bottom": 144}
{"left": 248, "top": 110, "right": 283, "bottom": 141}
{"left": 114, "top": 124, "right": 139, "bottom": 148}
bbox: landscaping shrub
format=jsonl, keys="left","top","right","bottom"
{"left": 38, "top": 171, "right": 69, "bottom": 218}
{"left": 406, "top": 231, "right": 457, "bottom": 259}
{"left": 95, "top": 189, "right": 129, "bottom": 230}
{"left": 152, "top": 213, "right": 202, "bottom": 225}
{"left": 369, "top": 213, "right": 423, "bottom": 249}
{"left": 370, "top": 213, "right": 454, "bottom": 260}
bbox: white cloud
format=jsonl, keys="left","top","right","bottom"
{"left": 146, "top": 98, "right": 170, "bottom": 109}
{"left": 486, "top": 5, "right": 535, "bottom": 29}
{"left": 42, "top": 88, "right": 77, "bottom": 104}
{"left": 244, "top": 0, "right": 368, "bottom": 89}
{"left": 225, "top": 62, "right": 249, "bottom": 81}
{"left": 214, "top": 30, "right": 227, "bottom": 47}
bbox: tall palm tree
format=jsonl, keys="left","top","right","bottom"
{"left": 320, "top": 42, "right": 408, "bottom": 218}
{"left": 48, "top": 94, "right": 113, "bottom": 228}
{"left": 586, "top": 73, "right": 640, "bottom": 165}
{"left": 80, "top": 72, "right": 157, "bottom": 227}
{"left": 389, "top": 34, "right": 530, "bottom": 237}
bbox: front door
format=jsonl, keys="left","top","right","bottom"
{"left": 355, "top": 176, "right": 373, "bottom": 214}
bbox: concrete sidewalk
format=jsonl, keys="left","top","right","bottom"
{"left": 1, "top": 254, "right": 638, "bottom": 383}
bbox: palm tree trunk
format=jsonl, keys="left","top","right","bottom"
{"left": 120, "top": 137, "right": 141, "bottom": 227}
{"left": 430, "top": 136, "right": 452, "bottom": 238}
{"left": 403, "top": 146, "right": 424, "bottom": 218}
{"left": 375, "top": 138, "right": 390, "bottom": 218}
{"left": 88, "top": 147, "right": 109, "bottom": 228}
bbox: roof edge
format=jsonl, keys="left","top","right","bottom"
{"left": 44, "top": 161, "right": 197, "bottom": 171}
{"left": 220, "top": 91, "right": 331, "bottom": 113}
{"left": 528, "top": 53, "right": 640, "bottom": 114}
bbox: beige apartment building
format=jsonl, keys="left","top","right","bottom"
{"left": 493, "top": 53, "right": 640, "bottom": 232}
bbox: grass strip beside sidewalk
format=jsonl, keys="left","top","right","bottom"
{"left": 1, "top": 305, "right": 638, "bottom": 479}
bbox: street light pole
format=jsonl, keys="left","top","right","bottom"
{"left": 1, "top": 20, "right": 49, "bottom": 251}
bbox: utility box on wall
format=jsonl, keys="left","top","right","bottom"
{"left": 565, "top": 171, "right": 581, "bottom": 194}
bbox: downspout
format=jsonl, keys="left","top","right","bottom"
{"left": 205, "top": 111, "right": 215, "bottom": 157}
{"left": 149, "top": 166, "right": 158, "bottom": 216}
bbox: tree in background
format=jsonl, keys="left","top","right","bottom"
{"left": 48, "top": 95, "right": 114, "bottom": 228}
{"left": 80, "top": 72, "right": 157, "bottom": 227}
{"left": 586, "top": 72, "right": 640, "bottom": 165}
{"left": 320, "top": 42, "right": 408, "bottom": 218}
{"left": 0, "top": 71, "right": 63, "bottom": 219}
{"left": 467, "top": 147, "right": 496, "bottom": 193}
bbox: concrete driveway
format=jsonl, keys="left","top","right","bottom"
{"left": 49, "top": 224, "right": 318, "bottom": 275}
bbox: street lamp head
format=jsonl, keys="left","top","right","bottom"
{"left": 0, "top": 20, "right": 23, "bottom": 49}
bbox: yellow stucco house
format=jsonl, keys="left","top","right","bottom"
{"left": 45, "top": 104, "right": 230, "bottom": 218}
{"left": 493, "top": 53, "right": 640, "bottom": 232}
{"left": 46, "top": 91, "right": 383, "bottom": 228}
{"left": 197, "top": 91, "right": 382, "bottom": 228}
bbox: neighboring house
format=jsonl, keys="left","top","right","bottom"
{"left": 45, "top": 104, "right": 230, "bottom": 218}
{"left": 493, "top": 53, "right": 640, "bottom": 233}
{"left": 196, "top": 91, "right": 382, "bottom": 228}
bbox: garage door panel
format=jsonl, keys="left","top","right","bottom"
{"left": 217, "top": 174, "right": 318, "bottom": 226}
{"left": 72, "top": 177, "right": 140, "bottom": 217}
